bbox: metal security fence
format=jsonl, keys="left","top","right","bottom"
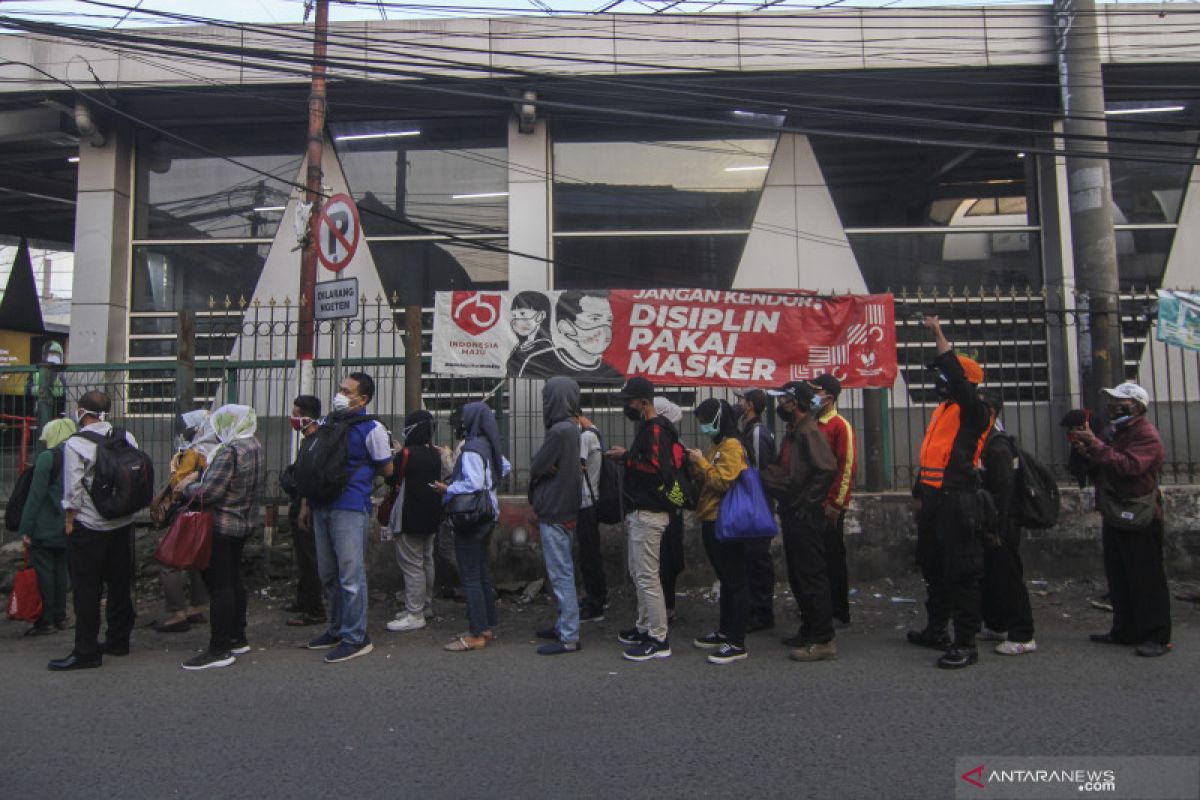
{"left": 2, "top": 286, "right": 1197, "bottom": 514}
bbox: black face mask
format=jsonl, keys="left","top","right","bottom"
{"left": 935, "top": 375, "right": 952, "bottom": 400}
{"left": 775, "top": 406, "right": 793, "bottom": 423}
{"left": 624, "top": 404, "right": 643, "bottom": 423}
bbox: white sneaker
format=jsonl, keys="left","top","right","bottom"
{"left": 994, "top": 639, "right": 1037, "bottom": 656}
{"left": 386, "top": 614, "right": 427, "bottom": 633}
{"left": 977, "top": 627, "right": 1008, "bottom": 642}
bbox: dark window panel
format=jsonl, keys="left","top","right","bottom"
{"left": 368, "top": 239, "right": 507, "bottom": 307}
{"left": 1115, "top": 228, "right": 1175, "bottom": 289}
{"left": 553, "top": 235, "right": 747, "bottom": 290}
{"left": 132, "top": 244, "right": 270, "bottom": 312}
{"left": 848, "top": 231, "right": 1042, "bottom": 293}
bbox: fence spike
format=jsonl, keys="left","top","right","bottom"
{"left": 374, "top": 293, "right": 383, "bottom": 303}
{"left": 268, "top": 296, "right": 277, "bottom": 307}
{"left": 283, "top": 295, "right": 292, "bottom": 307}
{"left": 239, "top": 295, "right": 248, "bottom": 309}
{"left": 224, "top": 294, "right": 233, "bottom": 309}
{"left": 992, "top": 284, "right": 1002, "bottom": 299}
{"left": 390, "top": 290, "right": 400, "bottom": 305}
{"left": 299, "top": 293, "right": 308, "bottom": 307}
{"left": 252, "top": 297, "right": 260, "bottom": 308}
{"left": 360, "top": 294, "right": 368, "bottom": 306}
{"left": 208, "top": 295, "right": 216, "bottom": 309}
{"left": 916, "top": 286, "right": 925, "bottom": 300}
{"left": 1008, "top": 285, "right": 1017, "bottom": 298}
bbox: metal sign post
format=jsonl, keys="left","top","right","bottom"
{"left": 315, "top": 277, "right": 359, "bottom": 384}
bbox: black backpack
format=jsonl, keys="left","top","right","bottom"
{"left": 582, "top": 426, "right": 623, "bottom": 525}
{"left": 4, "top": 448, "right": 63, "bottom": 532}
{"left": 654, "top": 421, "right": 698, "bottom": 512}
{"left": 991, "top": 432, "right": 1061, "bottom": 529}
{"left": 75, "top": 429, "right": 155, "bottom": 519}
{"left": 291, "top": 414, "right": 381, "bottom": 505}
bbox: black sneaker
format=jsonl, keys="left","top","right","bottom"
{"left": 1135, "top": 641, "right": 1172, "bottom": 658}
{"left": 623, "top": 637, "right": 671, "bottom": 662}
{"left": 936, "top": 647, "right": 979, "bottom": 670}
{"left": 906, "top": 628, "right": 951, "bottom": 651}
{"left": 537, "top": 641, "right": 582, "bottom": 656}
{"left": 693, "top": 632, "right": 727, "bottom": 650}
{"left": 305, "top": 631, "right": 340, "bottom": 650}
{"left": 181, "top": 651, "right": 235, "bottom": 671}
{"left": 579, "top": 606, "right": 606, "bottom": 623}
{"left": 229, "top": 638, "right": 251, "bottom": 655}
{"left": 707, "top": 643, "right": 748, "bottom": 665}
{"left": 617, "top": 628, "right": 648, "bottom": 646}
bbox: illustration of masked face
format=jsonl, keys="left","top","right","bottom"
{"left": 559, "top": 296, "right": 613, "bottom": 357}
{"left": 511, "top": 308, "right": 546, "bottom": 341}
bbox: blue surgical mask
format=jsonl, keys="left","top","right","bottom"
{"left": 810, "top": 395, "right": 823, "bottom": 414}
{"left": 700, "top": 422, "right": 719, "bottom": 436}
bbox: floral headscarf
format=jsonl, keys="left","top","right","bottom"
{"left": 206, "top": 404, "right": 258, "bottom": 458}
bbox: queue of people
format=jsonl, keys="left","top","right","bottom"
{"left": 14, "top": 316, "right": 1175, "bottom": 671}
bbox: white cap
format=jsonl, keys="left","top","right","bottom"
{"left": 1101, "top": 382, "right": 1150, "bottom": 408}
{"left": 653, "top": 396, "right": 683, "bottom": 425}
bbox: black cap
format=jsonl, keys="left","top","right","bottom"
{"left": 768, "top": 381, "right": 815, "bottom": 405}
{"left": 808, "top": 374, "right": 842, "bottom": 400}
{"left": 734, "top": 388, "right": 768, "bottom": 413}
{"left": 612, "top": 376, "right": 655, "bottom": 401}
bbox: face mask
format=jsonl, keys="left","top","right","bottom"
{"left": 700, "top": 422, "right": 719, "bottom": 436}
{"left": 624, "top": 404, "right": 643, "bottom": 423}
{"left": 810, "top": 395, "right": 824, "bottom": 414}
{"left": 46, "top": 353, "right": 62, "bottom": 365}
{"left": 776, "top": 406, "right": 793, "bottom": 423}
{"left": 1108, "top": 406, "right": 1135, "bottom": 426}
{"left": 289, "top": 416, "right": 311, "bottom": 432}
{"left": 935, "top": 373, "right": 952, "bottom": 400}
{"left": 331, "top": 393, "right": 352, "bottom": 412}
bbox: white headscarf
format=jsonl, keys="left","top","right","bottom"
{"left": 653, "top": 396, "right": 683, "bottom": 425}
{"left": 186, "top": 410, "right": 220, "bottom": 463}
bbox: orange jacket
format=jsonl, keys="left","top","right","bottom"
{"left": 917, "top": 350, "right": 994, "bottom": 491}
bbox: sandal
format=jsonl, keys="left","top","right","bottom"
{"left": 444, "top": 635, "right": 487, "bottom": 652}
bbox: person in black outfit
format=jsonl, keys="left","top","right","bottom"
{"left": 737, "top": 388, "right": 777, "bottom": 632}
{"left": 977, "top": 391, "right": 1037, "bottom": 655}
{"left": 283, "top": 395, "right": 326, "bottom": 627}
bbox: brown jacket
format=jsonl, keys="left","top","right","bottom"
{"left": 1085, "top": 415, "right": 1164, "bottom": 513}
{"left": 762, "top": 413, "right": 837, "bottom": 511}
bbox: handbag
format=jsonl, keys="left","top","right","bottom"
{"left": 715, "top": 463, "right": 778, "bottom": 542}
{"left": 155, "top": 494, "right": 214, "bottom": 571}
{"left": 446, "top": 489, "right": 495, "bottom": 532}
{"left": 6, "top": 546, "right": 43, "bottom": 622}
{"left": 1095, "top": 477, "right": 1158, "bottom": 531}
{"left": 149, "top": 484, "right": 174, "bottom": 529}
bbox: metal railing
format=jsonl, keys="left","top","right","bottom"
{"left": 1, "top": 286, "right": 1196, "bottom": 517}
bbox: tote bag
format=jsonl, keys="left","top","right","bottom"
{"left": 155, "top": 495, "right": 214, "bottom": 571}
{"left": 6, "top": 547, "right": 43, "bottom": 622}
{"left": 715, "top": 462, "right": 778, "bottom": 543}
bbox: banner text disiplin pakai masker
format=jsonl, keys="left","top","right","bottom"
{"left": 432, "top": 288, "right": 897, "bottom": 388}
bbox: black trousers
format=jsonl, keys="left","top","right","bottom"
{"left": 746, "top": 536, "right": 776, "bottom": 626}
{"left": 915, "top": 489, "right": 983, "bottom": 648}
{"left": 289, "top": 505, "right": 324, "bottom": 617}
{"left": 981, "top": 525, "right": 1035, "bottom": 643}
{"left": 202, "top": 534, "right": 248, "bottom": 655}
{"left": 701, "top": 521, "right": 750, "bottom": 646}
{"left": 824, "top": 509, "right": 850, "bottom": 623}
{"left": 575, "top": 504, "right": 607, "bottom": 611}
{"left": 1103, "top": 519, "right": 1171, "bottom": 646}
{"left": 659, "top": 510, "right": 685, "bottom": 610}
{"left": 780, "top": 504, "right": 834, "bottom": 645}
{"left": 67, "top": 523, "right": 135, "bottom": 658}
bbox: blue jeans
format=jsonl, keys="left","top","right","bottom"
{"left": 454, "top": 522, "right": 498, "bottom": 637}
{"left": 540, "top": 523, "right": 580, "bottom": 644}
{"left": 313, "top": 508, "right": 370, "bottom": 646}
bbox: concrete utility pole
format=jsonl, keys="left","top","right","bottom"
{"left": 1054, "top": 0, "right": 1124, "bottom": 411}
{"left": 298, "top": 0, "right": 329, "bottom": 389}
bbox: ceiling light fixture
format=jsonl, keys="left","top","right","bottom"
{"left": 1104, "top": 105, "right": 1185, "bottom": 116}
{"left": 334, "top": 130, "right": 420, "bottom": 141}
{"left": 451, "top": 191, "right": 509, "bottom": 200}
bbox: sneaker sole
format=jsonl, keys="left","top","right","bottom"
{"left": 386, "top": 622, "right": 427, "bottom": 633}
{"left": 995, "top": 645, "right": 1037, "bottom": 656}
{"left": 622, "top": 648, "right": 671, "bottom": 662}
{"left": 182, "top": 655, "right": 236, "bottom": 671}
{"left": 230, "top": 646, "right": 252, "bottom": 655}
{"left": 693, "top": 639, "right": 725, "bottom": 650}
{"left": 325, "top": 643, "right": 375, "bottom": 663}
{"left": 708, "top": 652, "right": 748, "bottom": 665}
{"left": 305, "top": 641, "right": 340, "bottom": 650}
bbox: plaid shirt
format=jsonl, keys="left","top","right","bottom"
{"left": 187, "top": 438, "right": 264, "bottom": 538}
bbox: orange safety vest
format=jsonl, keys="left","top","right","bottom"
{"left": 917, "top": 402, "right": 994, "bottom": 489}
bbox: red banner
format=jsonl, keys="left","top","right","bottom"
{"left": 432, "top": 289, "right": 896, "bottom": 388}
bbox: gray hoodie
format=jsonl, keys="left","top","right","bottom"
{"left": 530, "top": 376, "right": 583, "bottom": 524}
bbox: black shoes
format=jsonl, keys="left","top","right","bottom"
{"left": 936, "top": 647, "right": 979, "bottom": 670}
{"left": 907, "top": 628, "right": 951, "bottom": 651}
{"left": 1090, "top": 633, "right": 1135, "bottom": 646}
{"left": 100, "top": 640, "right": 130, "bottom": 656}
{"left": 48, "top": 653, "right": 102, "bottom": 671}
{"left": 1135, "top": 642, "right": 1172, "bottom": 658}
{"left": 578, "top": 604, "right": 606, "bottom": 623}
{"left": 617, "top": 628, "right": 649, "bottom": 646}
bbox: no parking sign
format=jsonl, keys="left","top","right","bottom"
{"left": 315, "top": 194, "right": 361, "bottom": 272}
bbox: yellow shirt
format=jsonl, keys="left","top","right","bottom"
{"left": 691, "top": 436, "right": 748, "bottom": 522}
{"left": 169, "top": 448, "right": 207, "bottom": 490}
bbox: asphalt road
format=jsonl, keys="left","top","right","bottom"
{"left": 3, "top": 582, "right": 1197, "bottom": 800}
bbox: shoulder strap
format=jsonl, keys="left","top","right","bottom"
{"left": 74, "top": 430, "right": 108, "bottom": 445}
